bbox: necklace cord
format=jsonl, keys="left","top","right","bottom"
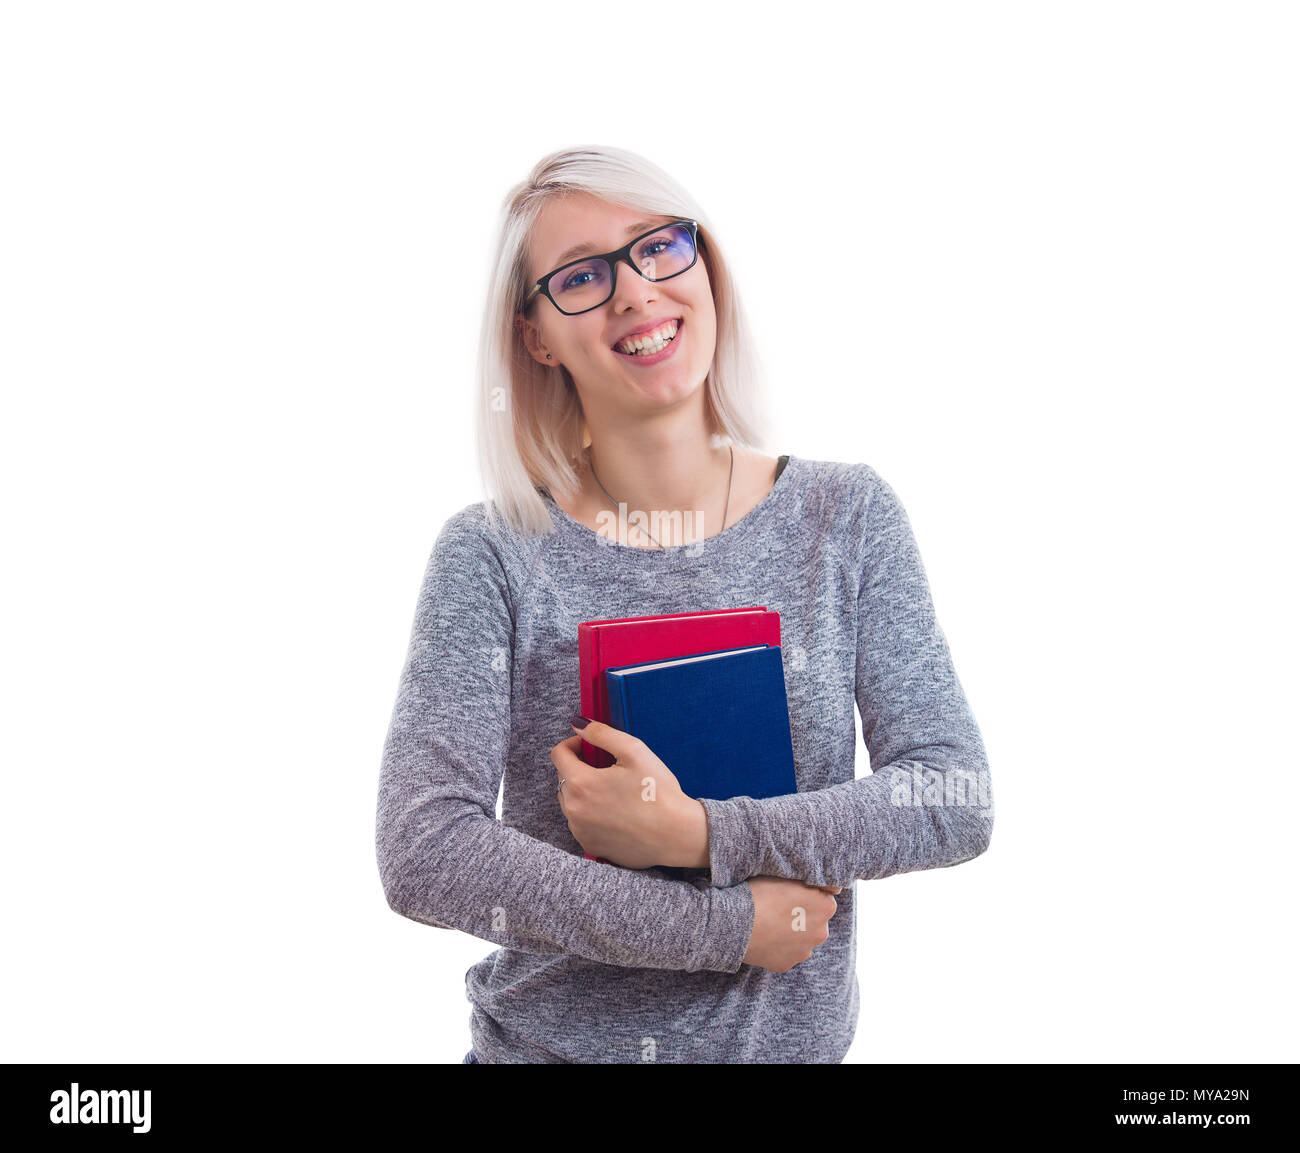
{"left": 589, "top": 445, "right": 734, "bottom": 550}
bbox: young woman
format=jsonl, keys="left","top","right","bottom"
{"left": 375, "top": 146, "right": 993, "bottom": 1064}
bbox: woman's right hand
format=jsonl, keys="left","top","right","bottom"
{"left": 741, "top": 876, "right": 842, "bottom": 973}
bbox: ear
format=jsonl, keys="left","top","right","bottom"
{"left": 515, "top": 311, "right": 553, "bottom": 368}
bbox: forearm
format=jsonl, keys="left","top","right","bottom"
{"left": 379, "top": 507, "right": 763, "bottom": 971}
{"left": 697, "top": 739, "right": 993, "bottom": 888}
{"left": 684, "top": 464, "right": 993, "bottom": 889}
{"left": 377, "top": 780, "right": 754, "bottom": 972}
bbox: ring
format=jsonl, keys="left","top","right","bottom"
{"left": 557, "top": 777, "right": 567, "bottom": 794}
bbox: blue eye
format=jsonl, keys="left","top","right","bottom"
{"left": 557, "top": 263, "right": 607, "bottom": 293}
{"left": 637, "top": 239, "right": 677, "bottom": 262}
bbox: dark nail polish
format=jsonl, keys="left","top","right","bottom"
{"left": 569, "top": 714, "right": 591, "bottom": 730}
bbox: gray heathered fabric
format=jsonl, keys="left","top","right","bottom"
{"left": 375, "top": 454, "right": 993, "bottom": 1063}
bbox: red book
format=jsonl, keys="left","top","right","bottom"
{"left": 574, "top": 607, "right": 782, "bottom": 862}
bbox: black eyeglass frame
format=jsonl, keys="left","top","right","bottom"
{"left": 522, "top": 219, "right": 701, "bottom": 316}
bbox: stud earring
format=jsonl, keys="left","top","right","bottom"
{"left": 546, "top": 354, "right": 551, "bottom": 360}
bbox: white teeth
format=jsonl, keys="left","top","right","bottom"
{"left": 619, "top": 320, "right": 679, "bottom": 356}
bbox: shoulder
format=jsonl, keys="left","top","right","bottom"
{"left": 431, "top": 498, "right": 553, "bottom": 584}
{"left": 436, "top": 500, "right": 496, "bottom": 543}
{"left": 784, "top": 456, "right": 905, "bottom": 532}
{"left": 778, "top": 457, "right": 923, "bottom": 587}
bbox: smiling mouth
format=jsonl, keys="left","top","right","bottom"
{"left": 613, "top": 318, "right": 682, "bottom": 357}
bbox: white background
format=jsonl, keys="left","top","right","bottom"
{"left": 2, "top": 1, "right": 1296, "bottom": 1064}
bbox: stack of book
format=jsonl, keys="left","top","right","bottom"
{"left": 576, "top": 607, "right": 798, "bottom": 863}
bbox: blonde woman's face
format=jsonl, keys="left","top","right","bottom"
{"left": 518, "top": 193, "right": 717, "bottom": 416}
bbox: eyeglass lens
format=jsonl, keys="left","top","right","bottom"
{"left": 547, "top": 223, "right": 696, "bottom": 314}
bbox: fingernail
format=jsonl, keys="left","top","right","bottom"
{"left": 569, "top": 714, "right": 591, "bottom": 729}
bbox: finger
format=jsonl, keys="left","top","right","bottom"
{"left": 550, "top": 734, "right": 587, "bottom": 775}
{"left": 569, "top": 717, "right": 643, "bottom": 763}
{"left": 554, "top": 730, "right": 613, "bottom": 774}
{"left": 553, "top": 745, "right": 578, "bottom": 812}
{"left": 553, "top": 735, "right": 610, "bottom": 799}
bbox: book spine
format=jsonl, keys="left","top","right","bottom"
{"left": 577, "top": 625, "right": 608, "bottom": 863}
{"left": 607, "top": 673, "right": 628, "bottom": 733}
{"left": 577, "top": 624, "right": 606, "bottom": 767}
{"left": 581, "top": 627, "right": 614, "bottom": 769}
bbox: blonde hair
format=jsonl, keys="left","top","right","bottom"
{"left": 475, "top": 145, "right": 772, "bottom": 536}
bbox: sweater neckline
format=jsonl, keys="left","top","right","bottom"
{"left": 538, "top": 453, "right": 798, "bottom": 569}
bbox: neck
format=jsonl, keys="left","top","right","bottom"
{"left": 582, "top": 422, "right": 733, "bottom": 538}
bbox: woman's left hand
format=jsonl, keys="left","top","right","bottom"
{"left": 550, "top": 719, "right": 710, "bottom": 870}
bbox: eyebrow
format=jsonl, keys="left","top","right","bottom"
{"left": 550, "top": 220, "right": 664, "bottom": 268}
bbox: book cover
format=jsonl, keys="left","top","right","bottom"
{"left": 573, "top": 607, "right": 782, "bottom": 864}
{"left": 577, "top": 607, "right": 781, "bottom": 768}
{"left": 605, "top": 644, "right": 797, "bottom": 802}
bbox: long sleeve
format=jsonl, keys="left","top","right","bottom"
{"left": 375, "top": 507, "right": 754, "bottom": 973}
{"left": 698, "top": 472, "right": 994, "bottom": 888}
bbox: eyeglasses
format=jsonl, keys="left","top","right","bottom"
{"left": 523, "top": 219, "right": 700, "bottom": 316}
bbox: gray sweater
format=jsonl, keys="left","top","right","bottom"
{"left": 375, "top": 454, "right": 993, "bottom": 1063}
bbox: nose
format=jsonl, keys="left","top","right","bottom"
{"left": 609, "top": 255, "right": 658, "bottom": 311}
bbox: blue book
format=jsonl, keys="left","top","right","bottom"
{"left": 604, "top": 644, "right": 797, "bottom": 801}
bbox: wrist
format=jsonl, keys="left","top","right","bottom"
{"left": 666, "top": 797, "right": 710, "bottom": 869}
